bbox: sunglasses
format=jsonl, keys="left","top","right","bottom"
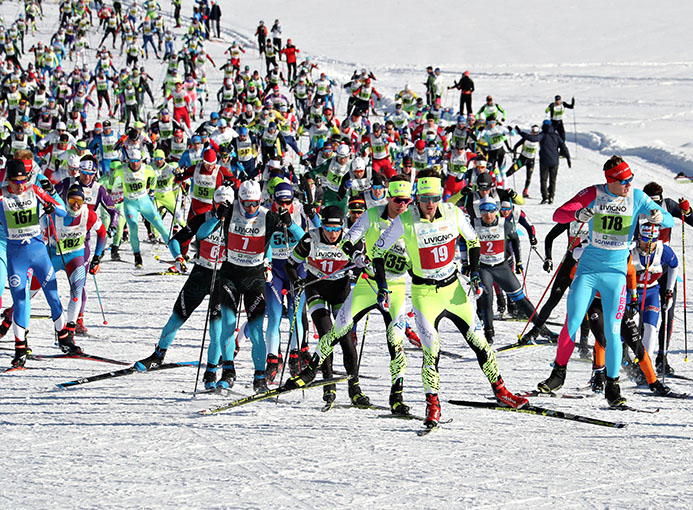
{"left": 372, "top": 185, "right": 384, "bottom": 191}
{"left": 68, "top": 197, "right": 84, "bottom": 206}
{"left": 9, "top": 178, "right": 28, "bottom": 185}
{"left": 418, "top": 195, "right": 441, "bottom": 204}
{"left": 275, "top": 199, "right": 292, "bottom": 205}
{"left": 323, "top": 225, "right": 342, "bottom": 232}
{"left": 392, "top": 197, "right": 411, "bottom": 205}
{"left": 80, "top": 169, "right": 96, "bottom": 175}
{"left": 481, "top": 208, "right": 498, "bottom": 213}
{"left": 241, "top": 200, "right": 260, "bottom": 208}
{"left": 620, "top": 176, "right": 634, "bottom": 185}
{"left": 129, "top": 159, "right": 141, "bottom": 163}
{"left": 153, "top": 157, "right": 164, "bottom": 162}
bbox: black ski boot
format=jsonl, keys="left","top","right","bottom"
{"left": 283, "top": 353, "right": 319, "bottom": 390}
{"left": 348, "top": 377, "right": 371, "bottom": 407}
{"left": 110, "top": 244, "right": 121, "bottom": 261}
{"left": 203, "top": 364, "right": 218, "bottom": 390}
{"left": 389, "top": 378, "right": 410, "bottom": 415}
{"left": 655, "top": 353, "right": 675, "bottom": 376}
{"left": 520, "top": 326, "right": 540, "bottom": 345}
{"left": 288, "top": 349, "right": 300, "bottom": 376}
{"left": 537, "top": 363, "right": 567, "bottom": 393}
{"left": 134, "top": 252, "right": 143, "bottom": 268}
{"left": 217, "top": 362, "right": 236, "bottom": 390}
{"left": 578, "top": 336, "right": 591, "bottom": 359}
{"left": 0, "top": 308, "right": 13, "bottom": 338}
{"left": 299, "top": 343, "right": 311, "bottom": 367}
{"left": 265, "top": 354, "right": 280, "bottom": 383}
{"left": 649, "top": 379, "right": 671, "bottom": 396}
{"left": 253, "top": 371, "right": 269, "bottom": 393}
{"left": 135, "top": 345, "right": 167, "bottom": 371}
{"left": 484, "top": 327, "right": 495, "bottom": 346}
{"left": 57, "top": 323, "right": 82, "bottom": 354}
{"left": 590, "top": 366, "right": 605, "bottom": 393}
{"left": 11, "top": 346, "right": 27, "bottom": 368}
{"left": 323, "top": 384, "right": 336, "bottom": 404}
{"left": 539, "top": 326, "right": 558, "bottom": 342}
{"left": 605, "top": 376, "right": 626, "bottom": 407}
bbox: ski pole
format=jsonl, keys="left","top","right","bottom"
{"left": 638, "top": 237, "right": 654, "bottom": 335}
{"left": 531, "top": 245, "right": 546, "bottom": 263}
{"left": 683, "top": 212, "right": 688, "bottom": 362}
{"left": 167, "top": 186, "right": 181, "bottom": 240}
{"left": 276, "top": 287, "right": 303, "bottom": 403}
{"left": 356, "top": 312, "right": 370, "bottom": 375}
{"left": 192, "top": 224, "right": 224, "bottom": 395}
{"left": 572, "top": 105, "right": 578, "bottom": 158}
{"left": 91, "top": 274, "right": 108, "bottom": 325}
{"left": 46, "top": 213, "right": 77, "bottom": 302}
{"left": 521, "top": 246, "right": 532, "bottom": 294}
{"left": 517, "top": 222, "right": 586, "bottom": 339}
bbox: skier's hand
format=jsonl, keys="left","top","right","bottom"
{"left": 376, "top": 283, "right": 390, "bottom": 311}
{"left": 107, "top": 225, "right": 117, "bottom": 238}
{"left": 280, "top": 208, "right": 292, "bottom": 227}
{"left": 663, "top": 289, "right": 674, "bottom": 311}
{"left": 291, "top": 277, "right": 306, "bottom": 293}
{"left": 43, "top": 201, "right": 55, "bottom": 215}
{"left": 647, "top": 209, "right": 663, "bottom": 225}
{"left": 469, "top": 272, "right": 483, "bottom": 296}
{"left": 679, "top": 198, "right": 691, "bottom": 215}
{"left": 567, "top": 159, "right": 572, "bottom": 169}
{"left": 39, "top": 178, "right": 55, "bottom": 194}
{"left": 351, "top": 251, "right": 370, "bottom": 269}
{"left": 529, "top": 235, "right": 538, "bottom": 246}
{"left": 624, "top": 298, "right": 639, "bottom": 321}
{"left": 515, "top": 262, "right": 524, "bottom": 275}
{"left": 543, "top": 259, "right": 553, "bottom": 273}
{"left": 89, "top": 255, "right": 101, "bottom": 274}
{"left": 575, "top": 207, "right": 594, "bottom": 223}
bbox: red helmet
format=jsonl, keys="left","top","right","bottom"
{"left": 287, "top": 38, "right": 292, "bottom": 45}
{"left": 203, "top": 149, "right": 217, "bottom": 164}
{"left": 365, "top": 78, "right": 371, "bottom": 85}
{"left": 415, "top": 139, "right": 426, "bottom": 150}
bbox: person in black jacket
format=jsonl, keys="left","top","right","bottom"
{"left": 538, "top": 119, "right": 571, "bottom": 204}
{"left": 448, "top": 70, "right": 474, "bottom": 115}
{"left": 209, "top": 2, "right": 222, "bottom": 38}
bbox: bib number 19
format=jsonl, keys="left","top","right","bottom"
{"left": 431, "top": 245, "right": 448, "bottom": 264}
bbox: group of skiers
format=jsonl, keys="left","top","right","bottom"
{"left": 0, "top": 0, "right": 689, "bottom": 429}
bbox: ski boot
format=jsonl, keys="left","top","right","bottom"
{"left": 299, "top": 343, "right": 311, "bottom": 367}
{"left": 203, "top": 363, "right": 218, "bottom": 390}
{"left": 75, "top": 315, "right": 88, "bottom": 336}
{"left": 217, "top": 362, "right": 236, "bottom": 390}
{"left": 284, "top": 353, "right": 319, "bottom": 390}
{"left": 655, "top": 353, "right": 675, "bottom": 376}
{"left": 323, "top": 384, "right": 336, "bottom": 404}
{"left": 288, "top": 349, "right": 301, "bottom": 376}
{"left": 110, "top": 244, "right": 121, "bottom": 261}
{"left": 265, "top": 354, "right": 280, "bottom": 383}
{"left": 632, "top": 368, "right": 648, "bottom": 387}
{"left": 389, "top": 378, "right": 410, "bottom": 415}
{"left": 522, "top": 188, "right": 530, "bottom": 199}
{"left": 0, "top": 308, "right": 13, "bottom": 338}
{"left": 484, "top": 327, "right": 494, "bottom": 346}
{"left": 492, "top": 376, "right": 528, "bottom": 408}
{"left": 506, "top": 299, "right": 521, "bottom": 319}
{"left": 590, "top": 366, "right": 606, "bottom": 393}
{"left": 649, "top": 379, "right": 671, "bottom": 396}
{"left": 520, "top": 326, "right": 540, "bottom": 345}
{"left": 537, "top": 363, "right": 567, "bottom": 393}
{"left": 348, "top": 377, "right": 371, "bottom": 407}
{"left": 605, "top": 376, "right": 626, "bottom": 407}
{"left": 57, "top": 323, "right": 82, "bottom": 354}
{"left": 253, "top": 371, "right": 269, "bottom": 393}
{"left": 424, "top": 393, "right": 441, "bottom": 427}
{"left": 578, "top": 340, "right": 591, "bottom": 359}
{"left": 405, "top": 326, "right": 421, "bottom": 348}
{"left": 135, "top": 346, "right": 167, "bottom": 371}
{"left": 134, "top": 252, "right": 143, "bottom": 268}
{"left": 11, "top": 346, "right": 27, "bottom": 368}
{"left": 539, "top": 326, "right": 558, "bottom": 342}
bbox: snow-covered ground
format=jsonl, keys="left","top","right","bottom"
{"left": 1, "top": 1, "right": 692, "bottom": 508}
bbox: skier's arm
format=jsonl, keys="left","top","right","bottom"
{"left": 553, "top": 186, "right": 596, "bottom": 224}
{"left": 544, "top": 223, "right": 569, "bottom": 260}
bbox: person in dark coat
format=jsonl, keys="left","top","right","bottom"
{"left": 449, "top": 70, "right": 474, "bottom": 115}
{"left": 538, "top": 120, "right": 571, "bottom": 204}
{"left": 209, "top": 2, "right": 222, "bottom": 38}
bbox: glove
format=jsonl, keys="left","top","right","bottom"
{"left": 89, "top": 255, "right": 101, "bottom": 275}
{"left": 291, "top": 277, "right": 306, "bottom": 292}
{"left": 515, "top": 262, "right": 524, "bottom": 275}
{"left": 575, "top": 207, "right": 594, "bottom": 223}
{"left": 265, "top": 264, "right": 273, "bottom": 283}
{"left": 39, "top": 178, "right": 55, "bottom": 194}
{"left": 352, "top": 251, "right": 370, "bottom": 268}
{"left": 508, "top": 189, "right": 518, "bottom": 201}
{"left": 470, "top": 272, "right": 483, "bottom": 296}
{"left": 679, "top": 198, "right": 691, "bottom": 215}
{"left": 280, "top": 208, "right": 292, "bottom": 227}
{"left": 43, "top": 201, "right": 55, "bottom": 215}
{"left": 107, "top": 225, "right": 117, "bottom": 238}
{"left": 344, "top": 179, "right": 353, "bottom": 189}
{"left": 215, "top": 201, "right": 230, "bottom": 220}
{"left": 663, "top": 289, "right": 674, "bottom": 312}
{"left": 304, "top": 203, "right": 315, "bottom": 220}
{"left": 529, "top": 235, "right": 538, "bottom": 246}
{"left": 377, "top": 284, "right": 390, "bottom": 311}
{"left": 624, "top": 298, "right": 639, "bottom": 321}
{"left": 175, "top": 256, "right": 187, "bottom": 274}
{"left": 567, "top": 159, "right": 572, "bottom": 169}
{"left": 543, "top": 259, "right": 553, "bottom": 273}
{"left": 647, "top": 209, "right": 663, "bottom": 224}
{"left": 459, "top": 185, "right": 472, "bottom": 196}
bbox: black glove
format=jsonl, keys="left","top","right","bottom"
{"left": 89, "top": 255, "right": 101, "bottom": 275}
{"left": 514, "top": 125, "right": 521, "bottom": 133}
{"left": 43, "top": 201, "right": 55, "bottom": 215}
{"left": 291, "top": 277, "right": 306, "bottom": 292}
{"left": 280, "top": 208, "right": 292, "bottom": 227}
{"left": 529, "top": 235, "right": 538, "bottom": 246}
{"left": 215, "top": 201, "right": 230, "bottom": 220}
{"left": 470, "top": 272, "right": 482, "bottom": 296}
{"left": 624, "top": 299, "right": 639, "bottom": 321}
{"left": 460, "top": 185, "right": 472, "bottom": 196}
{"left": 376, "top": 282, "right": 390, "bottom": 311}
{"left": 543, "top": 259, "right": 553, "bottom": 273}
{"left": 304, "top": 203, "right": 316, "bottom": 220}
{"left": 40, "top": 178, "right": 55, "bottom": 195}
{"left": 567, "top": 159, "right": 572, "bottom": 169}
{"left": 515, "top": 262, "right": 524, "bottom": 275}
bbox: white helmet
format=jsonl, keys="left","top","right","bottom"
{"left": 128, "top": 148, "right": 142, "bottom": 161}
{"left": 238, "top": 180, "right": 262, "bottom": 201}
{"left": 56, "top": 121, "right": 67, "bottom": 130}
{"left": 336, "top": 144, "right": 350, "bottom": 157}
{"left": 352, "top": 157, "right": 366, "bottom": 171}
{"left": 68, "top": 154, "right": 81, "bottom": 168}
{"left": 214, "top": 185, "right": 235, "bottom": 204}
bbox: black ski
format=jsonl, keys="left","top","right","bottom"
{"left": 56, "top": 361, "right": 198, "bottom": 388}
{"left": 609, "top": 404, "right": 660, "bottom": 414}
{"left": 321, "top": 401, "right": 335, "bottom": 412}
{"left": 333, "top": 369, "right": 380, "bottom": 380}
{"left": 496, "top": 338, "right": 557, "bottom": 353}
{"left": 200, "top": 376, "right": 351, "bottom": 415}
{"left": 133, "top": 270, "right": 186, "bottom": 277}
{"left": 495, "top": 316, "right": 563, "bottom": 328}
{"left": 449, "top": 399, "right": 628, "bottom": 428}
{"left": 514, "top": 389, "right": 595, "bottom": 400}
{"left": 404, "top": 347, "right": 465, "bottom": 360}
{"left": 634, "top": 391, "right": 691, "bottom": 400}
{"left": 661, "top": 373, "right": 693, "bottom": 383}
{"left": 30, "top": 353, "right": 129, "bottom": 366}
{"left": 416, "top": 419, "right": 453, "bottom": 436}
